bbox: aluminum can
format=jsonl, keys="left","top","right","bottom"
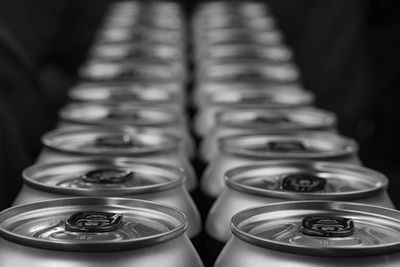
{"left": 207, "top": 161, "right": 394, "bottom": 244}
{"left": 195, "top": 60, "right": 299, "bottom": 84}
{"left": 89, "top": 42, "right": 185, "bottom": 64}
{"left": 215, "top": 201, "right": 400, "bottom": 267}
{"left": 201, "top": 131, "right": 361, "bottom": 198}
{"left": 195, "top": 29, "right": 283, "bottom": 53}
{"left": 14, "top": 159, "right": 201, "bottom": 238}
{"left": 196, "top": 44, "right": 292, "bottom": 65}
{"left": 200, "top": 107, "right": 337, "bottom": 162}
{"left": 0, "top": 197, "right": 204, "bottom": 267}
{"left": 36, "top": 127, "right": 197, "bottom": 191}
{"left": 57, "top": 103, "right": 194, "bottom": 158}
{"left": 68, "top": 82, "right": 185, "bottom": 110}
{"left": 79, "top": 59, "right": 186, "bottom": 85}
{"left": 193, "top": 88, "right": 314, "bottom": 137}
{"left": 95, "top": 26, "right": 185, "bottom": 47}
{"left": 194, "top": 1, "right": 269, "bottom": 21}
{"left": 193, "top": 80, "right": 305, "bottom": 103}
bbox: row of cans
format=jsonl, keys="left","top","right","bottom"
{"left": 1, "top": 1, "right": 400, "bottom": 267}
{"left": 191, "top": 1, "right": 400, "bottom": 266}
{"left": 0, "top": 1, "right": 204, "bottom": 266}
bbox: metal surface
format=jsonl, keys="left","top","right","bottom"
{"left": 215, "top": 202, "right": 400, "bottom": 266}
{"left": 206, "top": 161, "right": 393, "bottom": 242}
{"left": 201, "top": 132, "right": 361, "bottom": 198}
{"left": 194, "top": 88, "right": 314, "bottom": 137}
{"left": 200, "top": 107, "right": 337, "bottom": 161}
{"left": 37, "top": 127, "right": 196, "bottom": 191}
{"left": 0, "top": 197, "right": 203, "bottom": 266}
{"left": 15, "top": 159, "right": 201, "bottom": 237}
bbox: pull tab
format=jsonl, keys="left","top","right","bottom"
{"left": 268, "top": 141, "right": 306, "bottom": 152}
{"left": 81, "top": 169, "right": 133, "bottom": 184}
{"left": 65, "top": 211, "right": 123, "bottom": 233}
{"left": 281, "top": 173, "right": 326, "bottom": 192}
{"left": 253, "top": 116, "right": 290, "bottom": 124}
{"left": 301, "top": 216, "right": 354, "bottom": 237}
{"left": 95, "top": 134, "right": 136, "bottom": 148}
{"left": 106, "top": 111, "right": 141, "bottom": 120}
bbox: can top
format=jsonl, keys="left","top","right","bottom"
{"left": 221, "top": 132, "right": 358, "bottom": 159}
{"left": 200, "top": 89, "right": 314, "bottom": 108}
{"left": 42, "top": 127, "right": 180, "bottom": 156}
{"left": 216, "top": 107, "right": 336, "bottom": 131}
{"left": 79, "top": 59, "right": 183, "bottom": 82}
{"left": 201, "top": 44, "right": 292, "bottom": 62}
{"left": 23, "top": 159, "right": 184, "bottom": 196}
{"left": 60, "top": 103, "right": 178, "bottom": 127}
{"left": 226, "top": 161, "right": 387, "bottom": 200}
{"left": 68, "top": 82, "right": 182, "bottom": 103}
{"left": 231, "top": 201, "right": 400, "bottom": 256}
{"left": 0, "top": 197, "right": 186, "bottom": 251}
{"left": 91, "top": 42, "right": 183, "bottom": 61}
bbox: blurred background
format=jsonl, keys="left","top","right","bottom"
{"left": 0, "top": 0, "right": 399, "bottom": 210}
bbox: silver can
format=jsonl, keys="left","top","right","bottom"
{"left": 68, "top": 82, "right": 185, "bottom": 110}
{"left": 79, "top": 59, "right": 186, "bottom": 85}
{"left": 207, "top": 161, "right": 394, "bottom": 244}
{"left": 215, "top": 201, "right": 400, "bottom": 267}
{"left": 196, "top": 44, "right": 293, "bottom": 65}
{"left": 57, "top": 103, "right": 194, "bottom": 158}
{"left": 193, "top": 88, "right": 314, "bottom": 137}
{"left": 193, "top": 80, "right": 305, "bottom": 102}
{"left": 14, "top": 159, "right": 201, "bottom": 238}
{"left": 200, "top": 107, "right": 337, "bottom": 162}
{"left": 36, "top": 127, "right": 196, "bottom": 191}
{"left": 201, "top": 132, "right": 361, "bottom": 198}
{"left": 90, "top": 43, "right": 185, "bottom": 63}
{"left": 196, "top": 60, "right": 299, "bottom": 84}
{"left": 195, "top": 29, "right": 283, "bottom": 52}
{"left": 0, "top": 197, "right": 203, "bottom": 267}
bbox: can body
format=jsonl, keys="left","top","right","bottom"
{"left": 14, "top": 184, "right": 201, "bottom": 238}
{"left": 215, "top": 236, "right": 400, "bottom": 267}
{"left": 201, "top": 133, "right": 361, "bottom": 198}
{"left": 207, "top": 185, "right": 394, "bottom": 243}
{"left": 0, "top": 233, "right": 202, "bottom": 267}
{"left": 36, "top": 148, "right": 196, "bottom": 192}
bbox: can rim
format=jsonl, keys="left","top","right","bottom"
{"left": 220, "top": 132, "right": 358, "bottom": 160}
{"left": 199, "top": 89, "right": 314, "bottom": 108}
{"left": 215, "top": 107, "right": 337, "bottom": 131}
{"left": 0, "top": 197, "right": 187, "bottom": 251}
{"left": 225, "top": 161, "right": 388, "bottom": 200}
{"left": 23, "top": 159, "right": 185, "bottom": 196}
{"left": 68, "top": 82, "right": 183, "bottom": 103}
{"left": 231, "top": 201, "right": 400, "bottom": 256}
{"left": 42, "top": 127, "right": 180, "bottom": 156}
{"left": 59, "top": 103, "right": 178, "bottom": 127}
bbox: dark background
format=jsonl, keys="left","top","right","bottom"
{"left": 0, "top": 0, "right": 399, "bottom": 210}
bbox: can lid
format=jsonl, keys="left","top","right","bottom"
{"left": 68, "top": 82, "right": 182, "bottom": 103}
{"left": 203, "top": 44, "right": 292, "bottom": 62}
{"left": 79, "top": 60, "right": 181, "bottom": 82}
{"left": 23, "top": 159, "right": 184, "bottom": 196}
{"left": 216, "top": 108, "right": 336, "bottom": 131}
{"left": 91, "top": 43, "right": 183, "bottom": 61}
{"left": 203, "top": 89, "right": 314, "bottom": 107}
{"left": 201, "top": 61, "right": 299, "bottom": 83}
{"left": 226, "top": 161, "right": 388, "bottom": 200}
{"left": 42, "top": 127, "right": 179, "bottom": 156}
{"left": 200, "top": 29, "right": 282, "bottom": 46}
{"left": 0, "top": 197, "right": 186, "bottom": 251}
{"left": 221, "top": 132, "right": 358, "bottom": 159}
{"left": 60, "top": 103, "right": 178, "bottom": 127}
{"left": 231, "top": 201, "right": 400, "bottom": 256}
